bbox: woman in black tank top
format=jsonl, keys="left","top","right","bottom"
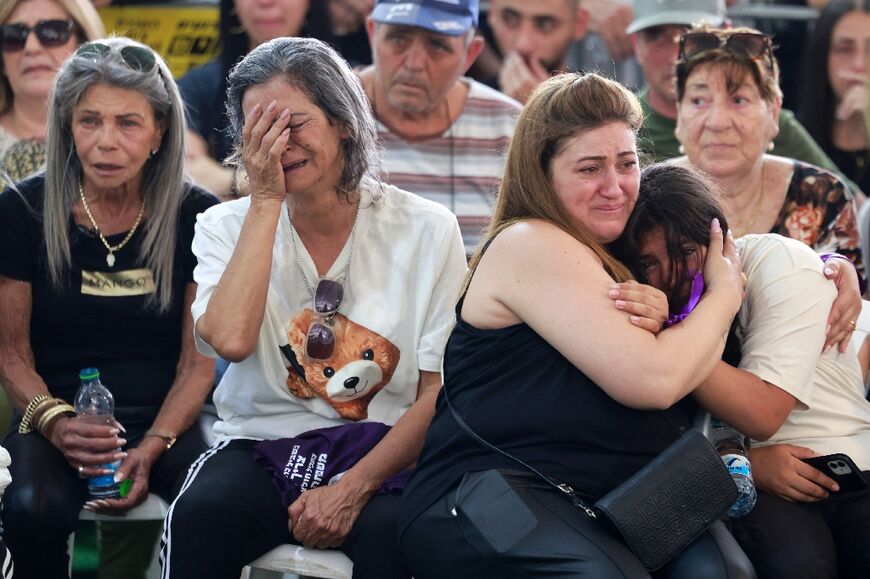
{"left": 400, "top": 73, "right": 751, "bottom": 578}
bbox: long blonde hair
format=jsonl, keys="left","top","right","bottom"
{"left": 0, "top": 0, "right": 106, "bottom": 114}
{"left": 468, "top": 73, "right": 640, "bottom": 285}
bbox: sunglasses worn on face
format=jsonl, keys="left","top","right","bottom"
{"left": 0, "top": 19, "right": 75, "bottom": 52}
{"left": 74, "top": 41, "right": 157, "bottom": 74}
{"left": 679, "top": 32, "right": 774, "bottom": 70}
{"left": 306, "top": 278, "right": 345, "bottom": 360}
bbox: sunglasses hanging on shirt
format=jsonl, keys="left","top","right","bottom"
{"left": 306, "top": 278, "right": 345, "bottom": 360}
{"left": 287, "top": 203, "right": 360, "bottom": 362}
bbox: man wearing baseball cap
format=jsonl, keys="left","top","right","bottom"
{"left": 629, "top": 0, "right": 849, "bottom": 186}
{"left": 359, "top": 0, "right": 522, "bottom": 255}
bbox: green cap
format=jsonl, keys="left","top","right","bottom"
{"left": 79, "top": 367, "right": 100, "bottom": 380}
{"left": 119, "top": 478, "right": 133, "bottom": 498}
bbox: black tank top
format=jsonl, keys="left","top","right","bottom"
{"left": 400, "top": 281, "right": 694, "bottom": 535}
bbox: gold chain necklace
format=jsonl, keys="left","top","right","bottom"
{"left": 732, "top": 163, "right": 766, "bottom": 238}
{"left": 78, "top": 183, "right": 145, "bottom": 267}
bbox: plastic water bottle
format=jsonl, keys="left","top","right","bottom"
{"left": 74, "top": 368, "right": 121, "bottom": 499}
{"left": 711, "top": 419, "right": 757, "bottom": 518}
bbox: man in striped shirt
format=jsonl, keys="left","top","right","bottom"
{"left": 358, "top": 0, "right": 522, "bottom": 254}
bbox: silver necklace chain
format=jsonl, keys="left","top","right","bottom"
{"left": 287, "top": 201, "right": 360, "bottom": 298}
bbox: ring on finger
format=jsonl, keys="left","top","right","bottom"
{"left": 77, "top": 465, "right": 86, "bottom": 478}
{"left": 849, "top": 319, "right": 857, "bottom": 331}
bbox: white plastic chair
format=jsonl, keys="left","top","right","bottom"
{"left": 244, "top": 544, "right": 353, "bottom": 579}
{"left": 68, "top": 493, "right": 169, "bottom": 579}
{"left": 77, "top": 491, "right": 170, "bottom": 524}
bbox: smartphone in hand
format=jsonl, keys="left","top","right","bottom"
{"left": 802, "top": 453, "right": 868, "bottom": 493}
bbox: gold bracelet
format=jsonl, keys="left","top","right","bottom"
{"left": 143, "top": 429, "right": 177, "bottom": 450}
{"left": 31, "top": 397, "right": 62, "bottom": 426}
{"left": 19, "top": 394, "right": 52, "bottom": 434}
{"left": 36, "top": 404, "right": 75, "bottom": 437}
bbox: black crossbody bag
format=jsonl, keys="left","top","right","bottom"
{"left": 444, "top": 386, "right": 738, "bottom": 571}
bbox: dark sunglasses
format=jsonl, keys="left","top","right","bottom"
{"left": 74, "top": 41, "right": 157, "bottom": 74}
{"left": 679, "top": 32, "right": 774, "bottom": 70}
{"left": 305, "top": 278, "right": 345, "bottom": 360}
{"left": 0, "top": 19, "right": 75, "bottom": 52}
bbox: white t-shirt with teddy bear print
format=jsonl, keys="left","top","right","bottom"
{"left": 191, "top": 177, "right": 467, "bottom": 441}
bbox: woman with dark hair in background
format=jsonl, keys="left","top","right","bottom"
{"left": 179, "top": 0, "right": 310, "bottom": 199}
{"left": 309, "top": 0, "right": 373, "bottom": 68}
{"left": 802, "top": 0, "right": 870, "bottom": 198}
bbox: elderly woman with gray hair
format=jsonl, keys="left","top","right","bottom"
{"left": 161, "top": 36, "right": 466, "bottom": 579}
{"left": 0, "top": 37, "right": 217, "bottom": 577}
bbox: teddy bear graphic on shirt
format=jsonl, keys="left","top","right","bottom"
{"left": 280, "top": 309, "right": 400, "bottom": 421}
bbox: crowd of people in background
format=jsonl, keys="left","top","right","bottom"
{"left": 1, "top": 0, "right": 870, "bottom": 578}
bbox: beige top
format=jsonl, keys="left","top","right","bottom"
{"left": 737, "top": 234, "right": 870, "bottom": 470}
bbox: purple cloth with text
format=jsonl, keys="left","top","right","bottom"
{"left": 253, "top": 422, "right": 409, "bottom": 508}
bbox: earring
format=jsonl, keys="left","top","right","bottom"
{"left": 678, "top": 144, "right": 685, "bottom": 155}
{"left": 767, "top": 142, "right": 775, "bottom": 152}
{"left": 150, "top": 148, "right": 159, "bottom": 158}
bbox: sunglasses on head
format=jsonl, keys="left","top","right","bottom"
{"left": 0, "top": 19, "right": 75, "bottom": 52}
{"left": 305, "top": 278, "right": 345, "bottom": 360}
{"left": 679, "top": 32, "right": 774, "bottom": 70}
{"left": 74, "top": 41, "right": 158, "bottom": 74}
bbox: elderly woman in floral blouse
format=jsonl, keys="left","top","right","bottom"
{"left": 673, "top": 26, "right": 862, "bottom": 276}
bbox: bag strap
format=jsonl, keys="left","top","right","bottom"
{"left": 443, "top": 384, "right": 598, "bottom": 518}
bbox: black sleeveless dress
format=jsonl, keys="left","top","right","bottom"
{"left": 400, "top": 290, "right": 694, "bottom": 535}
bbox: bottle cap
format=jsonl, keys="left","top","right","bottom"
{"left": 79, "top": 368, "right": 100, "bottom": 380}
{"left": 119, "top": 478, "right": 133, "bottom": 498}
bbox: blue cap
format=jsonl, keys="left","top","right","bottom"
{"left": 371, "top": 0, "right": 479, "bottom": 36}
